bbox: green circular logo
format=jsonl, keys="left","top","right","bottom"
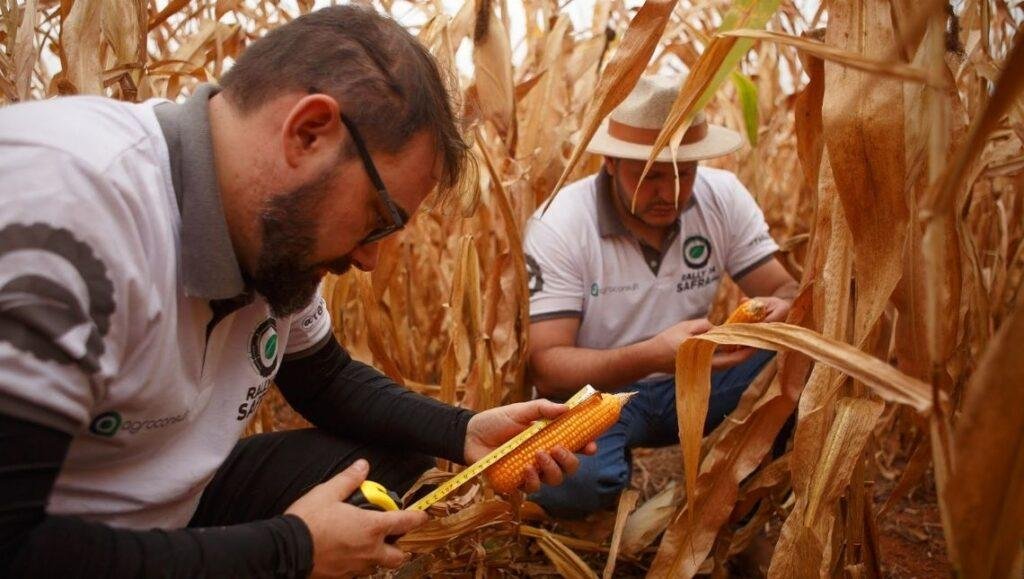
{"left": 683, "top": 235, "right": 712, "bottom": 269}
{"left": 590, "top": 283, "right": 600, "bottom": 297}
{"left": 250, "top": 318, "right": 279, "bottom": 377}
{"left": 89, "top": 411, "right": 122, "bottom": 437}
{"left": 264, "top": 334, "right": 278, "bottom": 361}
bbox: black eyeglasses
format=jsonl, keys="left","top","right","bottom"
{"left": 338, "top": 112, "right": 409, "bottom": 245}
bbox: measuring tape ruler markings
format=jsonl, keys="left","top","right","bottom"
{"left": 407, "top": 385, "right": 598, "bottom": 511}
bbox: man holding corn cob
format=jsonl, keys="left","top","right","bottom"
{"left": 524, "top": 75, "right": 798, "bottom": 517}
{"left": 0, "top": 7, "right": 594, "bottom": 578}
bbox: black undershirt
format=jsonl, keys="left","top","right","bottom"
{"left": 0, "top": 336, "right": 473, "bottom": 577}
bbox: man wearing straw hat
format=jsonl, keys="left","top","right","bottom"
{"left": 525, "top": 74, "right": 798, "bottom": 517}
{"left": 0, "top": 6, "right": 592, "bottom": 578}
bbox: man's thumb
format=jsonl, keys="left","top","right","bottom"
{"left": 324, "top": 458, "right": 370, "bottom": 499}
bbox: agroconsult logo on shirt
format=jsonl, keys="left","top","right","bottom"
{"left": 683, "top": 235, "right": 712, "bottom": 269}
{"left": 249, "top": 318, "right": 279, "bottom": 377}
{"left": 590, "top": 282, "right": 640, "bottom": 297}
{"left": 89, "top": 409, "right": 189, "bottom": 437}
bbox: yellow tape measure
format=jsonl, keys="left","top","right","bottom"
{"left": 407, "top": 385, "right": 597, "bottom": 511}
{"left": 349, "top": 480, "right": 402, "bottom": 511}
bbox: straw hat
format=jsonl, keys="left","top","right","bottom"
{"left": 586, "top": 74, "right": 743, "bottom": 162}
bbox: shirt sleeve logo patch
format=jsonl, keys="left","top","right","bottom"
{"left": 0, "top": 223, "right": 115, "bottom": 374}
{"left": 683, "top": 235, "right": 712, "bottom": 269}
{"left": 300, "top": 297, "right": 326, "bottom": 329}
{"left": 249, "top": 318, "right": 279, "bottom": 377}
{"left": 525, "top": 253, "right": 544, "bottom": 296}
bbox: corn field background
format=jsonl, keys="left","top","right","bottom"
{"left": 2, "top": 0, "right": 1022, "bottom": 576}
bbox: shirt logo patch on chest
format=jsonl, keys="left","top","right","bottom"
{"left": 249, "top": 318, "right": 279, "bottom": 378}
{"left": 677, "top": 265, "right": 720, "bottom": 293}
{"left": 590, "top": 282, "right": 640, "bottom": 297}
{"left": 683, "top": 235, "right": 712, "bottom": 269}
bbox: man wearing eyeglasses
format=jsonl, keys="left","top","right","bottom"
{"left": 0, "top": 6, "right": 590, "bottom": 578}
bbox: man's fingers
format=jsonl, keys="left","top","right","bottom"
{"left": 379, "top": 509, "right": 428, "bottom": 537}
{"left": 581, "top": 441, "right": 598, "bottom": 455}
{"left": 378, "top": 545, "right": 411, "bottom": 569}
{"left": 536, "top": 451, "right": 564, "bottom": 486}
{"left": 550, "top": 447, "right": 580, "bottom": 476}
{"left": 691, "top": 319, "right": 713, "bottom": 334}
{"left": 520, "top": 465, "right": 541, "bottom": 493}
{"left": 321, "top": 459, "right": 370, "bottom": 500}
{"left": 712, "top": 347, "right": 754, "bottom": 369}
{"left": 519, "top": 399, "right": 567, "bottom": 421}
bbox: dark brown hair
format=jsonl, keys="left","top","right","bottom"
{"left": 220, "top": 4, "right": 472, "bottom": 196}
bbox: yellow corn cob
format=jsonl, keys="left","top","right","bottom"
{"left": 725, "top": 298, "right": 768, "bottom": 324}
{"left": 484, "top": 392, "right": 635, "bottom": 494}
{"left": 721, "top": 299, "right": 768, "bottom": 352}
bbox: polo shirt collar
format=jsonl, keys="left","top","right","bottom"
{"left": 596, "top": 168, "right": 628, "bottom": 238}
{"left": 154, "top": 83, "right": 247, "bottom": 300}
{"left": 595, "top": 167, "right": 695, "bottom": 241}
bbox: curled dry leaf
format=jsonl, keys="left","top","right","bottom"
{"left": 601, "top": 489, "right": 639, "bottom": 579}
{"left": 60, "top": 0, "right": 104, "bottom": 95}
{"left": 396, "top": 499, "right": 513, "bottom": 553}
{"left": 533, "top": 527, "right": 599, "bottom": 579}
{"left": 620, "top": 481, "right": 680, "bottom": 556}
{"left": 944, "top": 303, "right": 1024, "bottom": 578}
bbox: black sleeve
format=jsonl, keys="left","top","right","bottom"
{"left": 275, "top": 336, "right": 475, "bottom": 465}
{"left": 0, "top": 413, "right": 313, "bottom": 578}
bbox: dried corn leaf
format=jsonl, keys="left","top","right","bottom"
{"left": 601, "top": 489, "right": 638, "bottom": 579}
{"left": 769, "top": 397, "right": 883, "bottom": 577}
{"left": 944, "top": 303, "right": 1024, "bottom": 577}
{"left": 13, "top": 0, "right": 37, "bottom": 100}
{"left": 674, "top": 336, "right": 714, "bottom": 514}
{"left": 803, "top": 398, "right": 884, "bottom": 525}
{"left": 637, "top": 0, "right": 781, "bottom": 195}
{"left": 650, "top": 387, "right": 796, "bottom": 578}
{"left": 720, "top": 29, "right": 940, "bottom": 86}
{"left": 102, "top": 0, "right": 145, "bottom": 69}
{"left": 620, "top": 481, "right": 679, "bottom": 556}
{"left": 823, "top": 0, "right": 909, "bottom": 345}
{"left": 472, "top": 4, "right": 516, "bottom": 141}
{"left": 664, "top": 313, "right": 928, "bottom": 573}
{"left": 397, "top": 499, "right": 513, "bottom": 553}
{"left": 682, "top": 323, "right": 932, "bottom": 428}
{"left": 546, "top": 0, "right": 679, "bottom": 204}
{"left": 534, "top": 527, "right": 599, "bottom": 579}
{"left": 61, "top": 0, "right": 104, "bottom": 94}
{"left": 923, "top": 23, "right": 1024, "bottom": 216}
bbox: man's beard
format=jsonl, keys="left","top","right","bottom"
{"left": 614, "top": 173, "right": 683, "bottom": 226}
{"left": 251, "top": 167, "right": 351, "bottom": 318}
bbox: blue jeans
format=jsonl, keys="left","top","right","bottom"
{"left": 530, "top": 349, "right": 776, "bottom": 518}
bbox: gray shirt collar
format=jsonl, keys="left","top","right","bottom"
{"left": 154, "top": 83, "right": 247, "bottom": 300}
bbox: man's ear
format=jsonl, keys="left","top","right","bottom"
{"left": 603, "top": 156, "right": 616, "bottom": 175}
{"left": 282, "top": 94, "right": 341, "bottom": 169}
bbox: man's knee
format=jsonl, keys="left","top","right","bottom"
{"left": 361, "top": 447, "right": 434, "bottom": 495}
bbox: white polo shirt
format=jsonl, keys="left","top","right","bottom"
{"left": 524, "top": 167, "right": 777, "bottom": 378}
{"left": 0, "top": 85, "right": 332, "bottom": 529}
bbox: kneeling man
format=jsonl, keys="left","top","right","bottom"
{"left": 524, "top": 74, "right": 797, "bottom": 518}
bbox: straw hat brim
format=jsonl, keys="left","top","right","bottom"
{"left": 586, "top": 120, "right": 744, "bottom": 162}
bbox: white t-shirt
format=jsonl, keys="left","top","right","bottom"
{"left": 524, "top": 167, "right": 777, "bottom": 379}
{"left": 0, "top": 92, "right": 331, "bottom": 529}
